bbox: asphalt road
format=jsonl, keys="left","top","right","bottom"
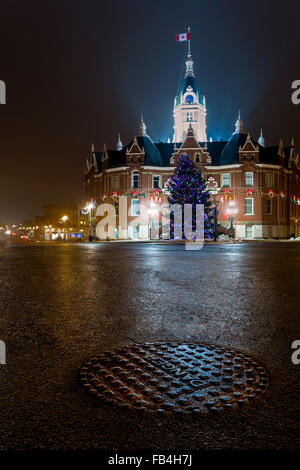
{"left": 0, "top": 241, "right": 299, "bottom": 450}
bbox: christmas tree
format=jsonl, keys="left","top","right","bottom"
{"left": 168, "top": 153, "right": 215, "bottom": 239}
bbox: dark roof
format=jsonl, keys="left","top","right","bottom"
{"left": 259, "top": 145, "right": 280, "bottom": 165}
{"left": 219, "top": 132, "right": 248, "bottom": 166}
{"left": 175, "top": 75, "right": 205, "bottom": 107}
{"left": 94, "top": 152, "right": 103, "bottom": 170}
{"left": 106, "top": 149, "right": 126, "bottom": 168}
{"left": 206, "top": 141, "right": 228, "bottom": 165}
{"left": 154, "top": 143, "right": 175, "bottom": 166}
{"left": 135, "top": 136, "right": 163, "bottom": 166}
{"left": 91, "top": 135, "right": 289, "bottom": 172}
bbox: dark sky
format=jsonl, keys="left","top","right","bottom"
{"left": 0, "top": 0, "right": 300, "bottom": 223}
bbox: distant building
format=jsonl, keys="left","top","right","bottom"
{"left": 85, "top": 47, "right": 300, "bottom": 240}
{"left": 33, "top": 205, "right": 81, "bottom": 241}
{"left": 42, "top": 205, "right": 79, "bottom": 229}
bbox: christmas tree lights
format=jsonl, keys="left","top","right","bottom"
{"left": 168, "top": 153, "right": 215, "bottom": 239}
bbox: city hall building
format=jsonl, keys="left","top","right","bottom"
{"left": 84, "top": 47, "right": 300, "bottom": 240}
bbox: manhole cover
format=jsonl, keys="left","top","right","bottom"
{"left": 79, "top": 343, "right": 269, "bottom": 414}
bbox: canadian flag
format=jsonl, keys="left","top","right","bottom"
{"left": 176, "top": 32, "right": 190, "bottom": 42}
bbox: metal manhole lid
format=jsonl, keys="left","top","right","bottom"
{"left": 79, "top": 342, "right": 269, "bottom": 414}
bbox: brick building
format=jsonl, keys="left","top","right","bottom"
{"left": 85, "top": 48, "right": 300, "bottom": 240}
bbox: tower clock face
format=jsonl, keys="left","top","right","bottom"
{"left": 185, "top": 94, "right": 194, "bottom": 103}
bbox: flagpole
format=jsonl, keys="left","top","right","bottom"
{"left": 188, "top": 26, "right": 191, "bottom": 54}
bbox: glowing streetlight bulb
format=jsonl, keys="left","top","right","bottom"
{"left": 61, "top": 215, "right": 68, "bottom": 222}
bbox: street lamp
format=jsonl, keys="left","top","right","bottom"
{"left": 81, "top": 200, "right": 95, "bottom": 242}
{"left": 61, "top": 215, "right": 68, "bottom": 241}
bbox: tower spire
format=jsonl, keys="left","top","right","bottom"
{"left": 138, "top": 114, "right": 147, "bottom": 136}
{"left": 116, "top": 133, "right": 122, "bottom": 151}
{"left": 234, "top": 110, "right": 244, "bottom": 134}
{"left": 258, "top": 128, "right": 265, "bottom": 147}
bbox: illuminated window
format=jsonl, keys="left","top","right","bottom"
{"left": 246, "top": 225, "right": 253, "bottom": 239}
{"left": 245, "top": 198, "right": 254, "bottom": 215}
{"left": 131, "top": 199, "right": 139, "bottom": 216}
{"left": 266, "top": 198, "right": 272, "bottom": 215}
{"left": 132, "top": 170, "right": 139, "bottom": 188}
{"left": 153, "top": 175, "right": 160, "bottom": 188}
{"left": 132, "top": 225, "right": 139, "bottom": 239}
{"left": 221, "top": 173, "right": 230, "bottom": 187}
{"left": 245, "top": 172, "right": 253, "bottom": 186}
{"left": 266, "top": 173, "right": 273, "bottom": 188}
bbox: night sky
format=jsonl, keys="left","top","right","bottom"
{"left": 0, "top": 0, "right": 300, "bottom": 223}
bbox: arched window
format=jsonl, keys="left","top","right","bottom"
{"left": 132, "top": 170, "right": 139, "bottom": 188}
{"left": 195, "top": 153, "right": 200, "bottom": 163}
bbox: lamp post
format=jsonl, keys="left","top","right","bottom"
{"left": 81, "top": 200, "right": 95, "bottom": 242}
{"left": 213, "top": 204, "right": 219, "bottom": 241}
{"left": 209, "top": 192, "right": 219, "bottom": 242}
{"left": 61, "top": 215, "right": 68, "bottom": 241}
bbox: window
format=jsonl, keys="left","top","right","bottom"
{"left": 266, "top": 172, "right": 273, "bottom": 188}
{"left": 112, "top": 175, "right": 119, "bottom": 189}
{"left": 245, "top": 198, "right": 253, "bottom": 215}
{"left": 246, "top": 225, "right": 253, "bottom": 239}
{"left": 131, "top": 199, "right": 139, "bottom": 216}
{"left": 221, "top": 173, "right": 231, "bottom": 187}
{"left": 195, "top": 153, "right": 200, "bottom": 163}
{"left": 186, "top": 112, "right": 193, "bottom": 122}
{"left": 153, "top": 175, "right": 160, "bottom": 189}
{"left": 132, "top": 225, "right": 139, "bottom": 239}
{"left": 132, "top": 170, "right": 139, "bottom": 188}
{"left": 245, "top": 172, "right": 253, "bottom": 186}
{"left": 266, "top": 199, "right": 272, "bottom": 215}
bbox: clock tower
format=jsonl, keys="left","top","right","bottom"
{"left": 173, "top": 46, "right": 207, "bottom": 143}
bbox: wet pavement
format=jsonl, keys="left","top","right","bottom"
{"left": 0, "top": 241, "right": 299, "bottom": 450}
